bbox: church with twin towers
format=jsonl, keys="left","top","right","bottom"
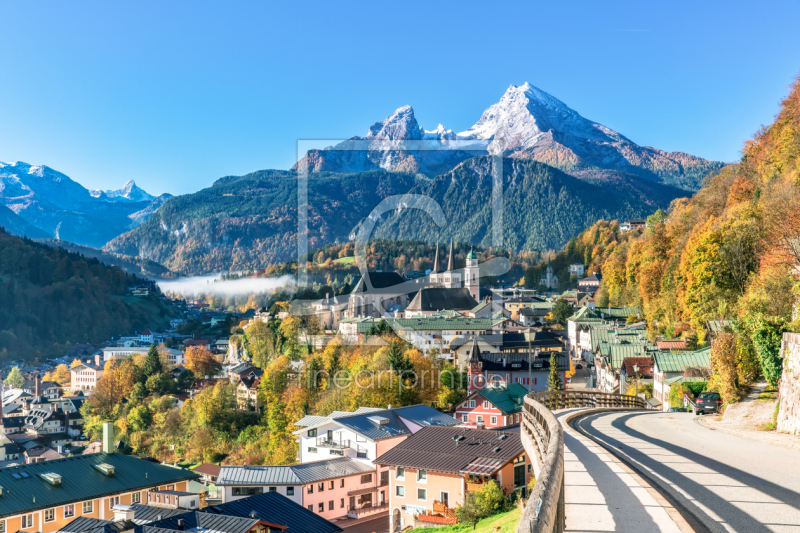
{"left": 428, "top": 242, "right": 480, "bottom": 301}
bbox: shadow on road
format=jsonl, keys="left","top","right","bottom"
{"left": 577, "top": 411, "right": 800, "bottom": 533}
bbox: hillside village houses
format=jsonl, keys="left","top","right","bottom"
{"left": 214, "top": 404, "right": 461, "bottom": 522}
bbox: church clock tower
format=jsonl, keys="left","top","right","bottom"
{"left": 464, "top": 249, "right": 479, "bottom": 300}
{"left": 467, "top": 335, "right": 484, "bottom": 394}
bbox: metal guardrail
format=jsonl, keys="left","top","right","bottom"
{"left": 516, "top": 391, "right": 649, "bottom": 533}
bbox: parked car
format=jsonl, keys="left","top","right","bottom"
{"left": 694, "top": 392, "right": 722, "bottom": 415}
{"left": 576, "top": 364, "right": 583, "bottom": 369}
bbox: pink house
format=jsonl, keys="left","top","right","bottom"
{"left": 216, "top": 458, "right": 381, "bottom": 521}
{"left": 454, "top": 383, "right": 527, "bottom": 429}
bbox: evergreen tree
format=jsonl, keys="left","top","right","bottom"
{"left": 141, "top": 344, "right": 162, "bottom": 380}
{"left": 547, "top": 352, "right": 563, "bottom": 391}
{"left": 387, "top": 340, "right": 412, "bottom": 373}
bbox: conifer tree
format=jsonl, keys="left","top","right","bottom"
{"left": 547, "top": 352, "right": 563, "bottom": 391}
{"left": 141, "top": 344, "right": 162, "bottom": 380}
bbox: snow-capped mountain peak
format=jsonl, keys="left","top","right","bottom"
{"left": 457, "top": 82, "right": 627, "bottom": 153}
{"left": 366, "top": 105, "right": 424, "bottom": 141}
{"left": 90, "top": 180, "right": 154, "bottom": 202}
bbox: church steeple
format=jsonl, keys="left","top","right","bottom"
{"left": 446, "top": 242, "right": 454, "bottom": 272}
{"left": 467, "top": 335, "right": 483, "bottom": 394}
{"left": 432, "top": 243, "right": 441, "bottom": 274}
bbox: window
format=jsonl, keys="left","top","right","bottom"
{"left": 469, "top": 400, "right": 475, "bottom": 408}
{"left": 83, "top": 501, "right": 93, "bottom": 514}
{"left": 417, "top": 470, "right": 427, "bottom": 482}
{"left": 396, "top": 486, "right": 405, "bottom": 497}
{"left": 307, "top": 485, "right": 314, "bottom": 494}
{"left": 396, "top": 467, "right": 405, "bottom": 479}
{"left": 340, "top": 479, "right": 345, "bottom": 488}
{"left": 232, "top": 487, "right": 263, "bottom": 496}
{"left": 328, "top": 500, "right": 334, "bottom": 511}
{"left": 64, "top": 504, "right": 75, "bottom": 518}
{"left": 44, "top": 509, "right": 55, "bottom": 523}
{"left": 328, "top": 480, "right": 334, "bottom": 490}
{"left": 360, "top": 474, "right": 372, "bottom": 484}
{"left": 131, "top": 493, "right": 140, "bottom": 504}
{"left": 269, "top": 487, "right": 277, "bottom": 492}
{"left": 0, "top": 519, "right": 4, "bottom": 533}
{"left": 307, "top": 429, "right": 317, "bottom": 437}
{"left": 462, "top": 414, "right": 468, "bottom": 423}
{"left": 308, "top": 447, "right": 317, "bottom": 453}
{"left": 340, "top": 498, "right": 344, "bottom": 508}
{"left": 516, "top": 414, "right": 520, "bottom": 423}
{"left": 483, "top": 401, "right": 490, "bottom": 408}
{"left": 109, "top": 496, "right": 120, "bottom": 509}
{"left": 491, "top": 416, "right": 497, "bottom": 425}
{"left": 357, "top": 451, "right": 367, "bottom": 458}
{"left": 21, "top": 515, "right": 33, "bottom": 529}
{"left": 318, "top": 503, "right": 324, "bottom": 513}
{"left": 167, "top": 485, "right": 174, "bottom": 491}
{"left": 417, "top": 488, "right": 427, "bottom": 501}
{"left": 477, "top": 415, "right": 484, "bottom": 423}
{"left": 307, "top": 505, "right": 313, "bottom": 511}
{"left": 318, "top": 483, "right": 325, "bottom": 492}
{"left": 286, "top": 487, "right": 294, "bottom": 496}
{"left": 330, "top": 449, "right": 343, "bottom": 456}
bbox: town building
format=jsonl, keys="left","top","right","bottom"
{"left": 375, "top": 425, "right": 531, "bottom": 531}
{"left": 454, "top": 383, "right": 527, "bottom": 428}
{"left": 346, "top": 272, "right": 409, "bottom": 319}
{"left": 216, "top": 458, "right": 376, "bottom": 520}
{"left": 404, "top": 288, "right": 478, "bottom": 318}
{"left": 389, "top": 316, "right": 510, "bottom": 359}
{"left": 102, "top": 347, "right": 184, "bottom": 365}
{"left": 652, "top": 348, "right": 712, "bottom": 409}
{"left": 577, "top": 272, "right": 603, "bottom": 293}
{"left": 292, "top": 405, "right": 459, "bottom": 519}
{"left": 462, "top": 336, "right": 569, "bottom": 393}
{"left": 568, "top": 264, "right": 585, "bottom": 278}
{"left": 69, "top": 357, "right": 105, "bottom": 392}
{"left": 0, "top": 424, "right": 198, "bottom": 533}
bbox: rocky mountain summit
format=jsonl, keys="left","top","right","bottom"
{"left": 0, "top": 161, "right": 169, "bottom": 247}
{"left": 297, "top": 83, "right": 724, "bottom": 190}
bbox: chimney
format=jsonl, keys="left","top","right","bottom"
{"left": 176, "top": 519, "right": 185, "bottom": 530}
{"left": 95, "top": 353, "right": 101, "bottom": 367}
{"left": 35, "top": 376, "right": 41, "bottom": 397}
{"left": 477, "top": 423, "right": 485, "bottom": 430}
{"left": 112, "top": 504, "right": 135, "bottom": 522}
{"left": 102, "top": 421, "right": 115, "bottom": 454}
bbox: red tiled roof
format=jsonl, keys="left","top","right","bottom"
{"left": 192, "top": 463, "right": 221, "bottom": 477}
{"left": 622, "top": 357, "right": 654, "bottom": 378}
{"left": 656, "top": 340, "right": 688, "bottom": 350}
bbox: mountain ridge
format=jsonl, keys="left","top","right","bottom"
{"left": 296, "top": 83, "right": 725, "bottom": 191}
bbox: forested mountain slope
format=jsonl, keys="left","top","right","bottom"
{"left": 0, "top": 228, "right": 175, "bottom": 360}
{"left": 105, "top": 159, "right": 686, "bottom": 275}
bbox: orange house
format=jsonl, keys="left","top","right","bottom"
{"left": 0, "top": 424, "right": 198, "bottom": 533}
{"left": 375, "top": 426, "right": 531, "bottom": 531}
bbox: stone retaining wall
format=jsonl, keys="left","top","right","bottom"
{"left": 778, "top": 332, "right": 800, "bottom": 435}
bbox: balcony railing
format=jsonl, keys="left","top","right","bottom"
{"left": 346, "top": 502, "right": 389, "bottom": 518}
{"left": 315, "top": 437, "right": 350, "bottom": 449}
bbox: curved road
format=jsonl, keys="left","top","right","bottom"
{"left": 573, "top": 411, "right": 800, "bottom": 533}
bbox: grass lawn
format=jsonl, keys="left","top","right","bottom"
{"left": 333, "top": 256, "right": 355, "bottom": 264}
{"left": 409, "top": 507, "right": 521, "bottom": 533}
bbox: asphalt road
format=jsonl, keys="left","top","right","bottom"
{"left": 573, "top": 410, "right": 800, "bottom": 533}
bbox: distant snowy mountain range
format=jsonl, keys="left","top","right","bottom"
{"left": 0, "top": 161, "right": 171, "bottom": 247}
{"left": 298, "top": 82, "right": 724, "bottom": 190}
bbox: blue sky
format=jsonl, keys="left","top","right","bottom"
{"left": 1, "top": 1, "right": 799, "bottom": 195}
